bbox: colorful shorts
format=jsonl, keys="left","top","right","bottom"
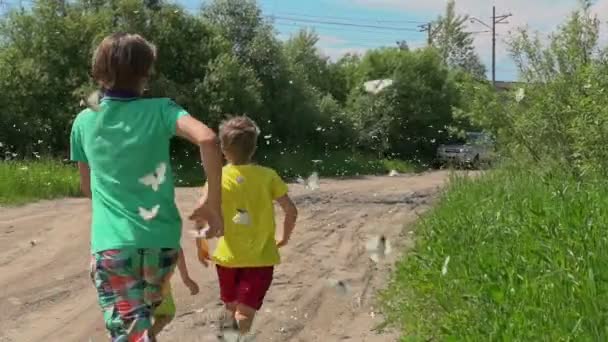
{"left": 90, "top": 248, "right": 178, "bottom": 342}
{"left": 216, "top": 265, "right": 274, "bottom": 311}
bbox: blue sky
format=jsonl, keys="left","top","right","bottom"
{"left": 3, "top": 0, "right": 605, "bottom": 81}
{"left": 192, "top": 0, "right": 608, "bottom": 82}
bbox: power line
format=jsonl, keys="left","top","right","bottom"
{"left": 273, "top": 11, "right": 428, "bottom": 25}
{"left": 274, "top": 22, "right": 419, "bottom": 39}
{"left": 269, "top": 15, "right": 422, "bottom": 32}
{"left": 277, "top": 29, "right": 427, "bottom": 48}
{"left": 418, "top": 22, "right": 490, "bottom": 45}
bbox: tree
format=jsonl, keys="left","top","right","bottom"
{"left": 431, "top": 0, "right": 486, "bottom": 79}
{"left": 460, "top": 1, "right": 608, "bottom": 175}
{"left": 329, "top": 53, "right": 361, "bottom": 104}
{"left": 0, "top": 0, "right": 223, "bottom": 157}
{"left": 0, "top": 0, "right": 469, "bottom": 166}
{"left": 397, "top": 40, "right": 409, "bottom": 51}
{"left": 202, "top": 0, "right": 267, "bottom": 60}
{"left": 199, "top": 53, "right": 263, "bottom": 126}
{"left": 357, "top": 47, "right": 405, "bottom": 80}
{"left": 284, "top": 29, "right": 335, "bottom": 96}
{"left": 202, "top": 0, "right": 332, "bottom": 147}
{"left": 348, "top": 48, "right": 458, "bottom": 160}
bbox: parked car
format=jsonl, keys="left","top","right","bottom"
{"left": 436, "top": 132, "right": 495, "bottom": 168}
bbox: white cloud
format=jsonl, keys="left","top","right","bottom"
{"left": 319, "top": 46, "right": 369, "bottom": 61}
{"left": 592, "top": 0, "right": 608, "bottom": 20}
{"left": 316, "top": 35, "right": 368, "bottom": 60}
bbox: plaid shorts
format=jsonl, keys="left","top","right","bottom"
{"left": 90, "top": 248, "right": 178, "bottom": 342}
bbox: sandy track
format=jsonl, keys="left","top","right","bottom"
{"left": 0, "top": 171, "right": 452, "bottom": 342}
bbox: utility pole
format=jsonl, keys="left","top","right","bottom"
{"left": 492, "top": 6, "right": 497, "bottom": 86}
{"left": 418, "top": 23, "right": 433, "bottom": 45}
{"left": 470, "top": 7, "right": 511, "bottom": 85}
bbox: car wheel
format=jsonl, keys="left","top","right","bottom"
{"left": 472, "top": 155, "right": 480, "bottom": 169}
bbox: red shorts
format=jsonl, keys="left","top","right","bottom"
{"left": 216, "top": 265, "right": 274, "bottom": 311}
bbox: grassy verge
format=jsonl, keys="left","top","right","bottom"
{"left": 382, "top": 167, "right": 608, "bottom": 340}
{"left": 0, "top": 160, "right": 80, "bottom": 205}
{"left": 1, "top": 150, "right": 416, "bottom": 204}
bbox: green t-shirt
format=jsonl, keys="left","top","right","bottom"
{"left": 70, "top": 96, "right": 188, "bottom": 253}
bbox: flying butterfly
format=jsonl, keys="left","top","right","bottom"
{"left": 296, "top": 171, "right": 320, "bottom": 190}
{"left": 365, "top": 235, "right": 392, "bottom": 263}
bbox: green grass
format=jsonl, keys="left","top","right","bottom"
{"left": 0, "top": 159, "right": 81, "bottom": 205}
{"left": 0, "top": 150, "right": 416, "bottom": 204}
{"left": 381, "top": 167, "right": 608, "bottom": 341}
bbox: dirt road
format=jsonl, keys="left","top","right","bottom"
{"left": 0, "top": 171, "right": 452, "bottom": 342}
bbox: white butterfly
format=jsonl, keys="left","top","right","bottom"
{"left": 441, "top": 256, "right": 451, "bottom": 276}
{"left": 515, "top": 88, "right": 525, "bottom": 103}
{"left": 388, "top": 170, "right": 399, "bottom": 177}
{"left": 139, "top": 204, "right": 160, "bottom": 221}
{"left": 139, "top": 163, "right": 167, "bottom": 192}
{"left": 306, "top": 172, "right": 320, "bottom": 190}
{"left": 366, "top": 235, "right": 392, "bottom": 263}
{"left": 232, "top": 209, "right": 251, "bottom": 225}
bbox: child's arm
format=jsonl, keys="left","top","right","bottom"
{"left": 177, "top": 249, "right": 199, "bottom": 295}
{"left": 276, "top": 195, "right": 298, "bottom": 248}
{"left": 176, "top": 116, "right": 223, "bottom": 236}
{"left": 78, "top": 162, "right": 92, "bottom": 198}
{"left": 191, "top": 184, "right": 221, "bottom": 239}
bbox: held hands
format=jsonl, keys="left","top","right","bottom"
{"left": 189, "top": 196, "right": 224, "bottom": 239}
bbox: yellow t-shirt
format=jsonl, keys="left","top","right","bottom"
{"left": 211, "top": 164, "right": 288, "bottom": 267}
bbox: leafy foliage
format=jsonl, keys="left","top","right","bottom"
{"left": 349, "top": 48, "right": 459, "bottom": 160}
{"left": 383, "top": 2, "right": 608, "bottom": 341}
{"left": 458, "top": 1, "right": 608, "bottom": 175}
{"left": 0, "top": 0, "right": 480, "bottom": 166}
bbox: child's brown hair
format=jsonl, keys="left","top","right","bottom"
{"left": 219, "top": 116, "right": 260, "bottom": 164}
{"left": 92, "top": 32, "right": 156, "bottom": 92}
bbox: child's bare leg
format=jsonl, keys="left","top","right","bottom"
{"left": 235, "top": 303, "right": 257, "bottom": 334}
{"left": 222, "top": 302, "right": 238, "bottom": 328}
{"left": 150, "top": 315, "right": 173, "bottom": 339}
{"left": 225, "top": 302, "right": 237, "bottom": 313}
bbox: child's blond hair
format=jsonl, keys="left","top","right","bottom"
{"left": 219, "top": 116, "right": 260, "bottom": 164}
